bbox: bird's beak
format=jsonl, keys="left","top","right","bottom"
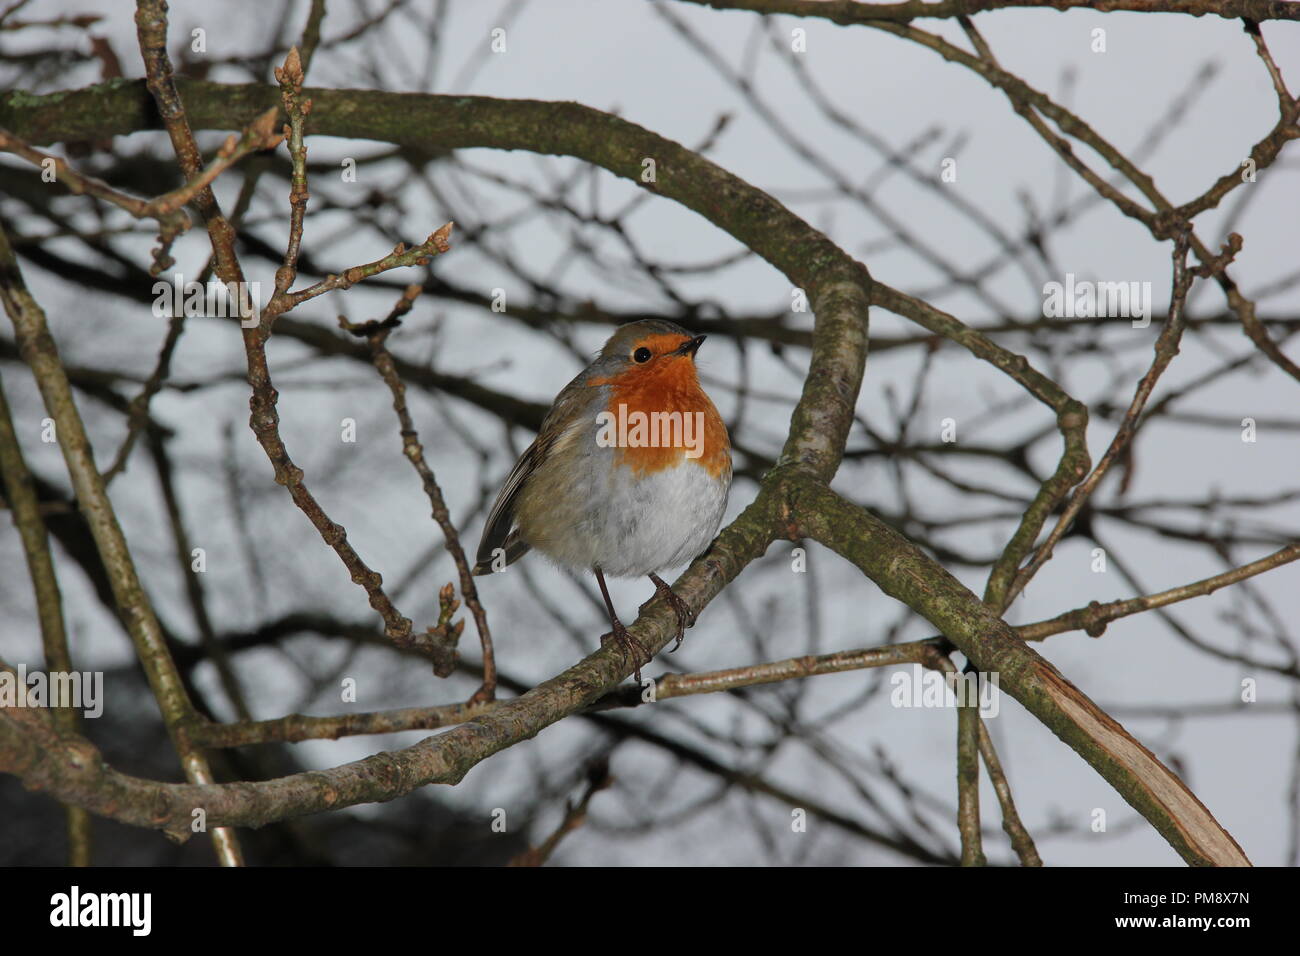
{"left": 675, "top": 335, "right": 706, "bottom": 357}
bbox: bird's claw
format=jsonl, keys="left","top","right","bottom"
{"left": 600, "top": 621, "right": 650, "bottom": 682}
{"left": 645, "top": 575, "right": 695, "bottom": 652}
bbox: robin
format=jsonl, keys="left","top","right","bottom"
{"left": 473, "top": 319, "right": 732, "bottom": 680}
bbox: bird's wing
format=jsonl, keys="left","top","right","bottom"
{"left": 473, "top": 436, "right": 543, "bottom": 574}
{"left": 473, "top": 370, "right": 599, "bottom": 575}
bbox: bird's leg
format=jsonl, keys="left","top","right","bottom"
{"left": 595, "top": 567, "right": 649, "bottom": 681}
{"left": 644, "top": 573, "right": 695, "bottom": 652}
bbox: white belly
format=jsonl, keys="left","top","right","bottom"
{"left": 596, "top": 458, "right": 730, "bottom": 577}
{"left": 528, "top": 453, "right": 730, "bottom": 578}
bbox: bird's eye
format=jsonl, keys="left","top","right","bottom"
{"left": 633, "top": 347, "right": 652, "bottom": 364}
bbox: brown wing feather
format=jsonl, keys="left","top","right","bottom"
{"left": 473, "top": 438, "right": 542, "bottom": 574}
{"left": 473, "top": 368, "right": 600, "bottom": 575}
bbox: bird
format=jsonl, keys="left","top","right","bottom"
{"left": 473, "top": 319, "right": 732, "bottom": 680}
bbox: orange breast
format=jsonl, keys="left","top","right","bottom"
{"left": 593, "top": 358, "right": 730, "bottom": 479}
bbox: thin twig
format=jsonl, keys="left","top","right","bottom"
{"left": 341, "top": 285, "right": 497, "bottom": 702}
{"left": 976, "top": 722, "right": 1042, "bottom": 866}
{"left": 133, "top": 0, "right": 254, "bottom": 867}
{"left": 932, "top": 654, "right": 1040, "bottom": 866}
{"left": 1017, "top": 543, "right": 1300, "bottom": 641}
{"left": 226, "top": 49, "right": 457, "bottom": 650}
{"left": 195, "top": 639, "right": 947, "bottom": 747}
{"left": 0, "top": 113, "right": 280, "bottom": 273}
{"left": 507, "top": 758, "right": 613, "bottom": 866}
{"left": 192, "top": 698, "right": 496, "bottom": 748}
{"left": 1006, "top": 230, "right": 1200, "bottom": 605}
